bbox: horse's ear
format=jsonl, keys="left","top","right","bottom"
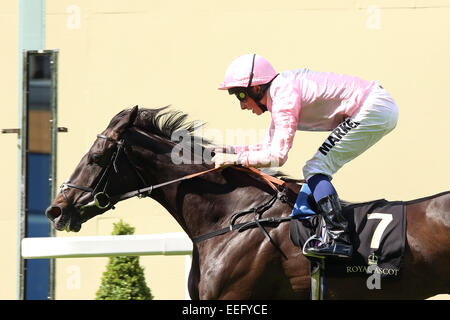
{"left": 112, "top": 105, "right": 139, "bottom": 138}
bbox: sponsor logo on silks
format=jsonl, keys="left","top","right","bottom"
{"left": 318, "top": 119, "right": 361, "bottom": 155}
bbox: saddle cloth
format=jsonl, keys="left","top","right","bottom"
{"left": 289, "top": 199, "right": 406, "bottom": 279}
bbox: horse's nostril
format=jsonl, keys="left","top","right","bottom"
{"left": 46, "top": 206, "right": 62, "bottom": 221}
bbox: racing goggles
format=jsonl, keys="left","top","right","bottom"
{"left": 228, "top": 88, "right": 248, "bottom": 102}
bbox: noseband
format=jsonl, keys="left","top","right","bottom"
{"left": 60, "top": 134, "right": 148, "bottom": 211}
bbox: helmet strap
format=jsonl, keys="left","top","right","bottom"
{"left": 247, "top": 82, "right": 272, "bottom": 113}
{"left": 246, "top": 54, "right": 278, "bottom": 113}
{"left": 256, "top": 101, "right": 268, "bottom": 113}
{"left": 247, "top": 54, "right": 256, "bottom": 88}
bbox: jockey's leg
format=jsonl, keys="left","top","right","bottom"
{"left": 301, "top": 84, "right": 398, "bottom": 258}
{"left": 304, "top": 174, "right": 353, "bottom": 258}
{"left": 290, "top": 183, "right": 315, "bottom": 217}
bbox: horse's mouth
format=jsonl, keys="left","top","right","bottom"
{"left": 46, "top": 205, "right": 82, "bottom": 232}
{"left": 62, "top": 217, "right": 82, "bottom": 232}
{"left": 46, "top": 197, "right": 116, "bottom": 232}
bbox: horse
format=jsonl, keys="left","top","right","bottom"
{"left": 45, "top": 106, "right": 450, "bottom": 299}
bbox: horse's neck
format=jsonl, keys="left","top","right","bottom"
{"left": 130, "top": 130, "right": 283, "bottom": 239}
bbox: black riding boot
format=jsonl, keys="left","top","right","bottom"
{"left": 305, "top": 194, "right": 353, "bottom": 258}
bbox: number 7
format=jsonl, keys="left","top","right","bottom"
{"left": 367, "top": 213, "right": 393, "bottom": 249}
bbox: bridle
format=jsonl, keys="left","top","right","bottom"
{"left": 60, "top": 134, "right": 148, "bottom": 211}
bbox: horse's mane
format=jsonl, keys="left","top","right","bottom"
{"left": 136, "top": 106, "right": 207, "bottom": 144}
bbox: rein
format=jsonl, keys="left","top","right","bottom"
{"left": 113, "top": 165, "right": 297, "bottom": 203}
{"left": 112, "top": 166, "right": 223, "bottom": 203}
{"left": 62, "top": 133, "right": 294, "bottom": 209}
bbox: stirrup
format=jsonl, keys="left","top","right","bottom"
{"left": 302, "top": 235, "right": 327, "bottom": 259}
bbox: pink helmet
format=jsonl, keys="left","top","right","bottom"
{"left": 218, "top": 54, "right": 277, "bottom": 90}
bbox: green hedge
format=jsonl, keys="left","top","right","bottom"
{"left": 95, "top": 220, "right": 154, "bottom": 300}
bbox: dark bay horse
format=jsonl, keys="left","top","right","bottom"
{"left": 46, "top": 106, "right": 450, "bottom": 299}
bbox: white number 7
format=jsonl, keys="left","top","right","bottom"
{"left": 367, "top": 213, "right": 393, "bottom": 249}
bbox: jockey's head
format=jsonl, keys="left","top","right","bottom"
{"left": 219, "top": 54, "right": 278, "bottom": 115}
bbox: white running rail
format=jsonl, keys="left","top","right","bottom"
{"left": 21, "top": 232, "right": 194, "bottom": 299}
{"left": 21, "top": 232, "right": 193, "bottom": 259}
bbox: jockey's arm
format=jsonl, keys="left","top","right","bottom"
{"left": 234, "top": 108, "right": 298, "bottom": 168}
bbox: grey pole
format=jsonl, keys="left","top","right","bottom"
{"left": 17, "top": 0, "right": 45, "bottom": 300}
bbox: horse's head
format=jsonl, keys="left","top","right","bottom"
{"left": 45, "top": 106, "right": 143, "bottom": 232}
{"left": 46, "top": 104, "right": 215, "bottom": 232}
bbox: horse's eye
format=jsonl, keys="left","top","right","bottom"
{"left": 88, "top": 153, "right": 103, "bottom": 165}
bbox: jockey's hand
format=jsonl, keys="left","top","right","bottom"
{"left": 211, "top": 152, "right": 238, "bottom": 168}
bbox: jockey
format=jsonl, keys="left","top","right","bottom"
{"left": 212, "top": 53, "right": 398, "bottom": 258}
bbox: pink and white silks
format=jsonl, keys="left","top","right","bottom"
{"left": 229, "top": 68, "right": 398, "bottom": 180}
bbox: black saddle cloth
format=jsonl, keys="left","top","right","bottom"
{"left": 289, "top": 198, "right": 406, "bottom": 279}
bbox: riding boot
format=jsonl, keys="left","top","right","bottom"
{"left": 304, "top": 194, "right": 353, "bottom": 258}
